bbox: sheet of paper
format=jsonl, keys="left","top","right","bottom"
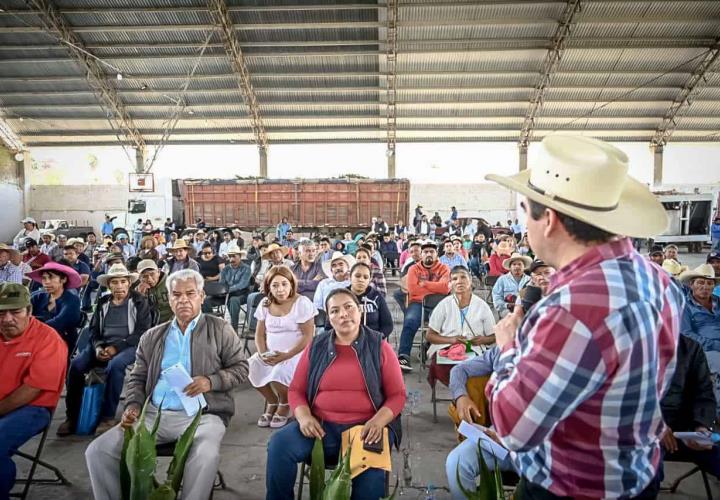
{"left": 458, "top": 420, "right": 509, "bottom": 460}
{"left": 162, "top": 363, "right": 207, "bottom": 417}
{"left": 674, "top": 431, "right": 713, "bottom": 446}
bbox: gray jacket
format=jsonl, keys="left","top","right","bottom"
{"left": 124, "top": 314, "right": 248, "bottom": 426}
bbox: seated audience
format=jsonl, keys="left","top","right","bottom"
{"left": 439, "top": 239, "right": 468, "bottom": 270}
{"left": 660, "top": 335, "right": 719, "bottom": 479}
{"left": 355, "top": 246, "right": 387, "bottom": 296}
{"left": 115, "top": 233, "right": 136, "bottom": 260}
{"left": 136, "top": 235, "right": 160, "bottom": 263}
{"left": 0, "top": 245, "right": 23, "bottom": 284}
{"left": 706, "top": 251, "right": 720, "bottom": 298}
{"left": 197, "top": 242, "right": 224, "bottom": 282}
{"left": 28, "top": 262, "right": 83, "bottom": 355}
{"left": 487, "top": 240, "right": 512, "bottom": 276}
{"left": 469, "top": 233, "right": 490, "bottom": 278}
{"left": 255, "top": 243, "right": 293, "bottom": 288}
{"left": 249, "top": 267, "right": 315, "bottom": 428}
{"left": 398, "top": 241, "right": 450, "bottom": 372}
{"left": 523, "top": 259, "right": 555, "bottom": 298}
{"left": 134, "top": 259, "right": 173, "bottom": 325}
{"left": 664, "top": 244, "right": 681, "bottom": 264}
{"left": 12, "top": 217, "right": 41, "bottom": 250}
{"left": 85, "top": 269, "right": 248, "bottom": 500}
{"left": 313, "top": 251, "right": 355, "bottom": 312}
{"left": 491, "top": 253, "right": 531, "bottom": 318}
{"left": 68, "top": 238, "right": 91, "bottom": 266}
{"left": 266, "top": 288, "right": 406, "bottom": 499}
{"left": 328, "top": 262, "right": 393, "bottom": 339}
{"left": 648, "top": 245, "right": 665, "bottom": 266}
{"left": 22, "top": 238, "right": 50, "bottom": 272}
{"left": 50, "top": 234, "right": 67, "bottom": 261}
{"left": 218, "top": 245, "right": 252, "bottom": 331}
{"left": 63, "top": 244, "right": 91, "bottom": 288}
{"left": 426, "top": 266, "right": 495, "bottom": 387}
{"left": 162, "top": 239, "right": 200, "bottom": 275}
{"left": 0, "top": 283, "right": 68, "bottom": 500}
{"left": 218, "top": 232, "right": 233, "bottom": 258}
{"left": 291, "top": 240, "right": 325, "bottom": 301}
{"left": 58, "top": 264, "right": 152, "bottom": 436}
{"left": 39, "top": 233, "right": 57, "bottom": 256}
{"left": 379, "top": 234, "right": 400, "bottom": 276}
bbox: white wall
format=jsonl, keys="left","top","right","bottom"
{"left": 29, "top": 185, "right": 128, "bottom": 233}
{"left": 410, "top": 183, "right": 515, "bottom": 225}
{"left": 0, "top": 147, "right": 25, "bottom": 243}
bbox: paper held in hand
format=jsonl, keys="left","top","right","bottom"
{"left": 673, "top": 431, "right": 714, "bottom": 447}
{"left": 458, "top": 420, "right": 509, "bottom": 460}
{"left": 161, "top": 363, "right": 208, "bottom": 416}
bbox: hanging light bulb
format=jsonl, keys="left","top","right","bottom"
{"left": 116, "top": 73, "right": 123, "bottom": 81}
{"left": 14, "top": 152, "right": 24, "bottom": 162}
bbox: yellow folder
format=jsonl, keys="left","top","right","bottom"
{"left": 340, "top": 425, "right": 392, "bottom": 479}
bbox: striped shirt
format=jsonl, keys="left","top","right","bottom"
{"left": 487, "top": 238, "right": 684, "bottom": 498}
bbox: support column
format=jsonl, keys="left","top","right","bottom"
{"left": 519, "top": 144, "right": 528, "bottom": 172}
{"left": 652, "top": 144, "right": 663, "bottom": 187}
{"left": 0, "top": 145, "right": 26, "bottom": 242}
{"left": 387, "top": 150, "right": 396, "bottom": 179}
{"left": 135, "top": 147, "right": 145, "bottom": 174}
{"left": 259, "top": 146, "right": 268, "bottom": 178}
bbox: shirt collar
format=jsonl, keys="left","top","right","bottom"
{"left": 171, "top": 312, "right": 202, "bottom": 336}
{"left": 687, "top": 292, "right": 719, "bottom": 312}
{"left": 547, "top": 237, "right": 634, "bottom": 294}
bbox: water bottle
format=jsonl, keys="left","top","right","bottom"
{"left": 424, "top": 483, "right": 436, "bottom": 500}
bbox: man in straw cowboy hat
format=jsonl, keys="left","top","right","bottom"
{"left": 218, "top": 244, "right": 252, "bottom": 331}
{"left": 313, "top": 250, "right": 355, "bottom": 312}
{"left": 0, "top": 244, "right": 24, "bottom": 284}
{"left": 679, "top": 264, "right": 720, "bottom": 366}
{"left": 162, "top": 239, "right": 200, "bottom": 275}
{"left": 491, "top": 252, "right": 532, "bottom": 318}
{"left": 483, "top": 134, "right": 685, "bottom": 498}
{"left": 58, "top": 264, "right": 152, "bottom": 437}
{"left": 255, "top": 242, "right": 293, "bottom": 288}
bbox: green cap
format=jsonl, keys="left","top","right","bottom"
{"left": 0, "top": 283, "right": 31, "bottom": 311}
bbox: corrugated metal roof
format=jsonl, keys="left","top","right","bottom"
{"left": 0, "top": 0, "right": 719, "bottom": 146}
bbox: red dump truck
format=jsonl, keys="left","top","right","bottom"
{"left": 176, "top": 178, "right": 410, "bottom": 235}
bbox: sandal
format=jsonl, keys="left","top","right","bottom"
{"left": 257, "top": 403, "right": 278, "bottom": 428}
{"left": 270, "top": 403, "right": 291, "bottom": 429}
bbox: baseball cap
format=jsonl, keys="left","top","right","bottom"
{"left": 707, "top": 251, "right": 720, "bottom": 263}
{"left": 21, "top": 217, "right": 36, "bottom": 225}
{"left": 649, "top": 245, "right": 664, "bottom": 257}
{"left": 0, "top": 283, "right": 31, "bottom": 311}
{"left": 527, "top": 259, "right": 550, "bottom": 275}
{"left": 137, "top": 259, "right": 159, "bottom": 273}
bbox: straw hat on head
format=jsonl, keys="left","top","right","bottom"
{"left": 662, "top": 259, "right": 688, "bottom": 278}
{"left": 679, "top": 263, "right": 719, "bottom": 285}
{"left": 503, "top": 252, "right": 533, "bottom": 271}
{"left": 321, "top": 251, "right": 356, "bottom": 278}
{"left": 41, "top": 233, "right": 55, "bottom": 242}
{"left": 0, "top": 244, "right": 20, "bottom": 260}
{"left": 67, "top": 237, "right": 85, "bottom": 247}
{"left": 485, "top": 135, "right": 668, "bottom": 238}
{"left": 495, "top": 241, "right": 513, "bottom": 256}
{"left": 97, "top": 263, "right": 139, "bottom": 288}
{"left": 261, "top": 243, "right": 289, "bottom": 260}
{"left": 226, "top": 244, "right": 243, "bottom": 256}
{"left": 169, "top": 239, "right": 190, "bottom": 251}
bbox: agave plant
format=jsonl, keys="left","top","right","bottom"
{"left": 308, "top": 437, "right": 398, "bottom": 500}
{"left": 456, "top": 440, "right": 505, "bottom": 500}
{"left": 120, "top": 399, "right": 203, "bottom": 500}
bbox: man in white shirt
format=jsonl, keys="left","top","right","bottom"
{"left": 313, "top": 252, "right": 355, "bottom": 311}
{"left": 218, "top": 232, "right": 233, "bottom": 258}
{"left": 13, "top": 217, "right": 41, "bottom": 250}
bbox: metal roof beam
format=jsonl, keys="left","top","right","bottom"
{"left": 207, "top": 0, "right": 267, "bottom": 153}
{"left": 650, "top": 39, "right": 720, "bottom": 147}
{"left": 519, "top": 0, "right": 582, "bottom": 148}
{"left": 385, "top": 0, "right": 399, "bottom": 174}
{"left": 0, "top": 117, "right": 25, "bottom": 152}
{"left": 24, "top": 0, "right": 146, "bottom": 162}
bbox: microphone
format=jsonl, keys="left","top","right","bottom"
{"left": 521, "top": 285, "right": 543, "bottom": 313}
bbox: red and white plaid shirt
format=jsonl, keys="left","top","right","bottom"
{"left": 487, "top": 238, "right": 685, "bottom": 498}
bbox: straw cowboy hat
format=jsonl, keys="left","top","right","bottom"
{"left": 679, "top": 264, "right": 719, "bottom": 286}
{"left": 261, "top": 243, "right": 289, "bottom": 260}
{"left": 27, "top": 262, "right": 82, "bottom": 289}
{"left": 321, "top": 251, "right": 356, "bottom": 278}
{"left": 495, "top": 241, "right": 513, "bottom": 256}
{"left": 661, "top": 259, "right": 689, "bottom": 278}
{"left": 485, "top": 135, "right": 667, "bottom": 238}
{"left": 0, "top": 244, "right": 20, "bottom": 260}
{"left": 168, "top": 239, "right": 191, "bottom": 251}
{"left": 40, "top": 233, "right": 55, "bottom": 241}
{"left": 503, "top": 253, "right": 533, "bottom": 271}
{"left": 97, "top": 263, "right": 139, "bottom": 288}
{"left": 226, "top": 244, "right": 244, "bottom": 256}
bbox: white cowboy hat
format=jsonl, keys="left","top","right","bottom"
{"left": 502, "top": 252, "right": 533, "bottom": 271}
{"left": 679, "top": 263, "right": 719, "bottom": 285}
{"left": 97, "top": 263, "right": 139, "bottom": 288}
{"left": 226, "top": 244, "right": 243, "bottom": 256}
{"left": 261, "top": 243, "right": 289, "bottom": 260}
{"left": 40, "top": 233, "right": 55, "bottom": 241}
{"left": 485, "top": 135, "right": 667, "bottom": 238}
{"left": 321, "top": 251, "right": 356, "bottom": 278}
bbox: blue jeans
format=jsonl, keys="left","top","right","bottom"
{"left": 445, "top": 438, "right": 516, "bottom": 500}
{"left": 66, "top": 344, "right": 136, "bottom": 424}
{"left": 226, "top": 293, "right": 248, "bottom": 330}
{"left": 392, "top": 289, "right": 407, "bottom": 314}
{"left": 398, "top": 302, "right": 433, "bottom": 358}
{"left": 266, "top": 420, "right": 389, "bottom": 500}
{"left": 0, "top": 406, "right": 51, "bottom": 498}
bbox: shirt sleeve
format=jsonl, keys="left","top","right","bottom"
{"left": 379, "top": 341, "right": 407, "bottom": 417}
{"left": 487, "top": 305, "right": 607, "bottom": 452}
{"left": 24, "top": 331, "right": 67, "bottom": 393}
{"left": 313, "top": 281, "right": 326, "bottom": 310}
{"left": 254, "top": 303, "right": 268, "bottom": 322}
{"left": 681, "top": 308, "right": 720, "bottom": 352}
{"left": 288, "top": 344, "right": 311, "bottom": 412}
{"left": 45, "top": 293, "right": 81, "bottom": 333}
{"left": 449, "top": 347, "right": 499, "bottom": 400}
{"left": 376, "top": 294, "right": 394, "bottom": 338}
{"left": 294, "top": 296, "right": 318, "bottom": 324}
{"left": 428, "top": 299, "right": 449, "bottom": 333}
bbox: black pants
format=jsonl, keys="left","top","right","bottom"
{"left": 516, "top": 475, "right": 660, "bottom": 500}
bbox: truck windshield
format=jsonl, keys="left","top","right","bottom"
{"left": 128, "top": 200, "right": 146, "bottom": 214}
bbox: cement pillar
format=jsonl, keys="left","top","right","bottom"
{"left": 387, "top": 149, "right": 396, "bottom": 178}
{"left": 652, "top": 145, "right": 663, "bottom": 187}
{"left": 135, "top": 147, "right": 145, "bottom": 173}
{"left": 259, "top": 146, "right": 268, "bottom": 178}
{"left": 519, "top": 144, "right": 528, "bottom": 172}
{"left": 0, "top": 145, "right": 26, "bottom": 242}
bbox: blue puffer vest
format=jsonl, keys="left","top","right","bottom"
{"left": 306, "top": 326, "right": 402, "bottom": 447}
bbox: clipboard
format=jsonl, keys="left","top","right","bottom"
{"left": 340, "top": 425, "right": 392, "bottom": 479}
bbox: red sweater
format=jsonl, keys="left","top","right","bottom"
{"left": 406, "top": 260, "right": 450, "bottom": 304}
{"left": 289, "top": 340, "right": 406, "bottom": 424}
{"left": 488, "top": 253, "right": 509, "bottom": 276}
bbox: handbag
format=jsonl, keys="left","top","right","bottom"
{"left": 76, "top": 368, "right": 106, "bottom": 435}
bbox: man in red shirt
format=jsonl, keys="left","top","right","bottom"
{"left": 22, "top": 238, "right": 50, "bottom": 272}
{"left": 397, "top": 241, "right": 450, "bottom": 372}
{"left": 0, "top": 283, "right": 67, "bottom": 498}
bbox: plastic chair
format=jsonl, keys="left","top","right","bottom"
{"left": 483, "top": 275, "right": 499, "bottom": 309}
{"left": 203, "top": 282, "right": 229, "bottom": 318}
{"left": 662, "top": 464, "right": 713, "bottom": 499}
{"left": 155, "top": 441, "right": 226, "bottom": 499}
{"left": 10, "top": 414, "right": 71, "bottom": 499}
{"left": 239, "top": 293, "right": 264, "bottom": 356}
{"left": 417, "top": 293, "right": 448, "bottom": 370}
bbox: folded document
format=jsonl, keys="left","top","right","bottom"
{"left": 161, "top": 363, "right": 207, "bottom": 417}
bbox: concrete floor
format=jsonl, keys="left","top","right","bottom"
{"left": 12, "top": 250, "right": 718, "bottom": 499}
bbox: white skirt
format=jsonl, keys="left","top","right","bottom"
{"left": 247, "top": 352, "right": 302, "bottom": 387}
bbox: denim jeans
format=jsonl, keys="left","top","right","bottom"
{"left": 398, "top": 302, "right": 433, "bottom": 358}
{"left": 66, "top": 344, "right": 136, "bottom": 424}
{"left": 0, "top": 405, "right": 51, "bottom": 498}
{"left": 226, "top": 293, "right": 248, "bottom": 331}
{"left": 266, "top": 420, "right": 390, "bottom": 500}
{"left": 445, "top": 438, "right": 516, "bottom": 500}
{"left": 392, "top": 289, "right": 407, "bottom": 314}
